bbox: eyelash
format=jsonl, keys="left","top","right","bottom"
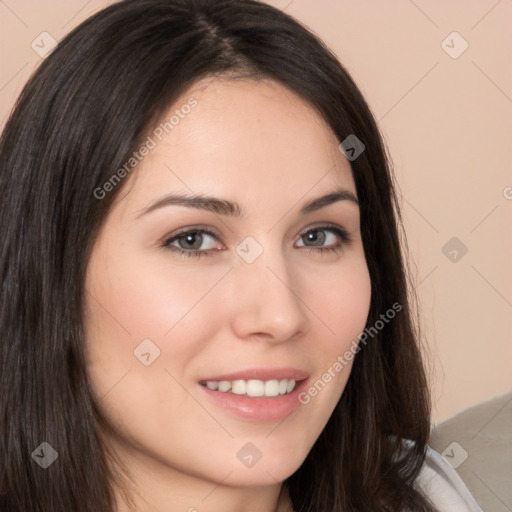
{"left": 161, "top": 223, "right": 351, "bottom": 259}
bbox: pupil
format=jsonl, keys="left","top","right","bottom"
{"left": 307, "top": 230, "right": 325, "bottom": 246}
{"left": 182, "top": 232, "right": 201, "bottom": 250}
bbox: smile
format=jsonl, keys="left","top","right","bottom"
{"left": 199, "top": 378, "right": 296, "bottom": 397}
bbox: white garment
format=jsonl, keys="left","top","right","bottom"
{"left": 415, "top": 444, "right": 484, "bottom": 512}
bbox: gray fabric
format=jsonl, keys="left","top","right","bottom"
{"left": 429, "top": 390, "right": 512, "bottom": 512}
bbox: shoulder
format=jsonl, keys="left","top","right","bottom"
{"left": 411, "top": 442, "right": 484, "bottom": 512}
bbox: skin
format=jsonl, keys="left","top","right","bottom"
{"left": 84, "top": 76, "right": 372, "bottom": 512}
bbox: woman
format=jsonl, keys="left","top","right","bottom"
{"left": 0, "top": 1, "right": 483, "bottom": 511}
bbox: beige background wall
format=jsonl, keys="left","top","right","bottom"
{"left": 1, "top": 0, "right": 510, "bottom": 424}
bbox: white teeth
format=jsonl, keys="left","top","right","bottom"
{"left": 231, "top": 380, "right": 246, "bottom": 395}
{"left": 264, "top": 379, "right": 280, "bottom": 397}
{"left": 246, "top": 380, "right": 264, "bottom": 397}
{"left": 203, "top": 378, "right": 296, "bottom": 397}
{"left": 218, "top": 381, "right": 231, "bottom": 392}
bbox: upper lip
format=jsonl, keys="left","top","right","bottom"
{"left": 199, "top": 368, "right": 309, "bottom": 382}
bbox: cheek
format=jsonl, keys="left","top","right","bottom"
{"left": 85, "top": 244, "right": 230, "bottom": 343}
{"left": 298, "top": 255, "right": 371, "bottom": 408}
{"left": 313, "top": 256, "right": 372, "bottom": 352}
{"left": 83, "top": 244, "right": 234, "bottom": 401}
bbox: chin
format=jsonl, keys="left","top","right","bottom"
{"left": 228, "top": 440, "right": 311, "bottom": 487}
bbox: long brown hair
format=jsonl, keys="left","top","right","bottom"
{"left": 0, "top": 1, "right": 436, "bottom": 510}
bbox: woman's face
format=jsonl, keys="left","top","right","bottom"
{"left": 84, "top": 77, "right": 371, "bottom": 495}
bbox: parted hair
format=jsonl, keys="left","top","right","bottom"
{"left": 0, "top": 1, "right": 436, "bottom": 510}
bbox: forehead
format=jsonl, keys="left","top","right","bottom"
{"left": 117, "top": 76, "right": 355, "bottom": 216}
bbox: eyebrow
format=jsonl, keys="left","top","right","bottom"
{"left": 136, "top": 187, "right": 359, "bottom": 219}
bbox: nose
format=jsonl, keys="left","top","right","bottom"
{"left": 229, "top": 243, "right": 310, "bottom": 344}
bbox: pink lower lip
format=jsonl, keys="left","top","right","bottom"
{"left": 198, "top": 379, "right": 309, "bottom": 421}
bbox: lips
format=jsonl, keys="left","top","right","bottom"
{"left": 197, "top": 367, "right": 310, "bottom": 421}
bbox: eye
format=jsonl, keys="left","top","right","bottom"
{"left": 161, "top": 223, "right": 351, "bottom": 259}
{"left": 162, "top": 227, "right": 221, "bottom": 258}
{"left": 296, "top": 224, "right": 351, "bottom": 255}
